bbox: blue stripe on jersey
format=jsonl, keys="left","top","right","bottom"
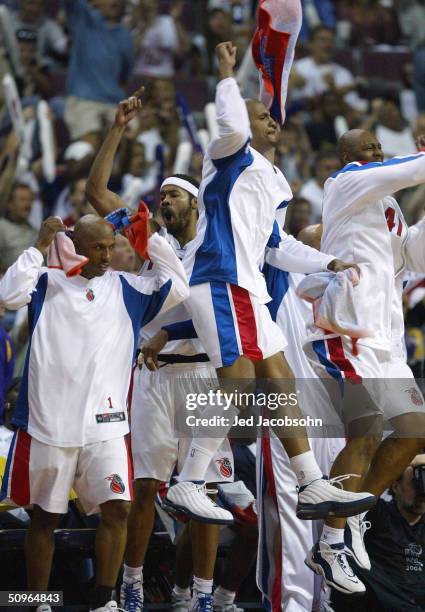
{"left": 263, "top": 263, "right": 289, "bottom": 322}
{"left": 331, "top": 154, "right": 424, "bottom": 179}
{"left": 189, "top": 144, "right": 254, "bottom": 286}
{"left": 120, "top": 276, "right": 172, "bottom": 359}
{"left": 12, "top": 273, "right": 48, "bottom": 430}
{"left": 276, "top": 200, "right": 289, "bottom": 209}
{"left": 0, "top": 429, "right": 17, "bottom": 501}
{"left": 266, "top": 221, "right": 282, "bottom": 248}
{"left": 210, "top": 281, "right": 240, "bottom": 367}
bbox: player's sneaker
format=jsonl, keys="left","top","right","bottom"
{"left": 91, "top": 601, "right": 125, "bottom": 612}
{"left": 305, "top": 541, "right": 366, "bottom": 595}
{"left": 213, "top": 604, "right": 244, "bottom": 612}
{"left": 345, "top": 513, "right": 372, "bottom": 570}
{"left": 190, "top": 592, "right": 214, "bottom": 612}
{"left": 164, "top": 481, "right": 234, "bottom": 525}
{"left": 36, "top": 606, "right": 52, "bottom": 612}
{"left": 120, "top": 579, "right": 143, "bottom": 612}
{"left": 171, "top": 591, "right": 191, "bottom": 612}
{"left": 296, "top": 475, "right": 376, "bottom": 520}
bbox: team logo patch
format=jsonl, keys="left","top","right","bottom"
{"left": 216, "top": 458, "right": 232, "bottom": 478}
{"left": 406, "top": 387, "right": 424, "bottom": 406}
{"left": 105, "top": 473, "right": 125, "bottom": 494}
{"left": 86, "top": 289, "right": 95, "bottom": 301}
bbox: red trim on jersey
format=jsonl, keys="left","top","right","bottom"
{"left": 10, "top": 430, "right": 31, "bottom": 506}
{"left": 326, "top": 337, "right": 362, "bottom": 383}
{"left": 262, "top": 434, "right": 282, "bottom": 612}
{"left": 230, "top": 285, "right": 263, "bottom": 361}
{"left": 124, "top": 435, "right": 134, "bottom": 500}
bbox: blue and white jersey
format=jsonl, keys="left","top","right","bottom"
{"left": 321, "top": 153, "right": 425, "bottom": 353}
{"left": 0, "top": 235, "right": 188, "bottom": 447}
{"left": 184, "top": 77, "right": 292, "bottom": 304}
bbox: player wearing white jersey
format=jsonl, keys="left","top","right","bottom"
{"left": 258, "top": 225, "right": 345, "bottom": 612}
{"left": 85, "top": 96, "right": 234, "bottom": 612}
{"left": 0, "top": 213, "right": 188, "bottom": 612}
{"left": 165, "top": 42, "right": 376, "bottom": 528}
{"left": 303, "top": 129, "right": 425, "bottom": 594}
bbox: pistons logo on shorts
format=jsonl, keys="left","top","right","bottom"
{"left": 216, "top": 458, "right": 232, "bottom": 478}
{"left": 105, "top": 474, "right": 125, "bottom": 494}
{"left": 86, "top": 289, "right": 95, "bottom": 301}
{"left": 406, "top": 387, "right": 424, "bottom": 406}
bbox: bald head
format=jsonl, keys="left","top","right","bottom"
{"left": 74, "top": 214, "right": 114, "bottom": 242}
{"left": 297, "top": 224, "right": 322, "bottom": 251}
{"left": 338, "top": 129, "right": 384, "bottom": 165}
{"left": 73, "top": 214, "right": 116, "bottom": 279}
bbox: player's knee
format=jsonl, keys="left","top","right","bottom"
{"left": 347, "top": 414, "right": 383, "bottom": 439}
{"left": 134, "top": 478, "right": 162, "bottom": 506}
{"left": 100, "top": 499, "right": 131, "bottom": 525}
{"left": 392, "top": 411, "right": 425, "bottom": 438}
{"left": 30, "top": 505, "right": 61, "bottom": 531}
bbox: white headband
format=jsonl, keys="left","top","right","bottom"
{"left": 160, "top": 177, "right": 199, "bottom": 198}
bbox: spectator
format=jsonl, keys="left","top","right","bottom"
{"left": 131, "top": 0, "right": 190, "bottom": 79}
{"left": 15, "top": 27, "right": 51, "bottom": 100}
{"left": 299, "top": 0, "right": 336, "bottom": 43}
{"left": 375, "top": 95, "right": 416, "bottom": 158}
{"left": 109, "top": 235, "right": 137, "bottom": 273}
{"left": 276, "top": 121, "right": 312, "bottom": 185}
{"left": 304, "top": 90, "right": 347, "bottom": 150}
{"left": 398, "top": 0, "right": 425, "bottom": 112}
{"left": 62, "top": 178, "right": 96, "bottom": 227}
{"left": 290, "top": 25, "right": 367, "bottom": 112}
{"left": 64, "top": 0, "right": 134, "bottom": 147}
{"left": 338, "top": 0, "right": 400, "bottom": 48}
{"left": 331, "top": 454, "right": 425, "bottom": 612}
{"left": 205, "top": 7, "right": 233, "bottom": 74}
{"left": 299, "top": 150, "right": 340, "bottom": 222}
{"left": 0, "top": 182, "right": 38, "bottom": 271}
{"left": 284, "top": 197, "right": 312, "bottom": 238}
{"left": 11, "top": 0, "right": 67, "bottom": 68}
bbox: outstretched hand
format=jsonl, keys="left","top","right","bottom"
{"left": 416, "top": 134, "right": 425, "bottom": 152}
{"left": 216, "top": 41, "right": 237, "bottom": 79}
{"left": 114, "top": 86, "right": 144, "bottom": 129}
{"left": 328, "top": 259, "right": 361, "bottom": 277}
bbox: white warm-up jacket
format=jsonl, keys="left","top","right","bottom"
{"left": 319, "top": 153, "right": 425, "bottom": 354}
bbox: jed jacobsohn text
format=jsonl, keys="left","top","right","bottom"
{"left": 185, "top": 389, "right": 299, "bottom": 411}
{"left": 186, "top": 414, "right": 323, "bottom": 427}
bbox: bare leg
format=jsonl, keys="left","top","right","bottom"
{"left": 125, "top": 478, "right": 161, "bottom": 567}
{"left": 96, "top": 500, "right": 131, "bottom": 587}
{"left": 25, "top": 505, "right": 60, "bottom": 589}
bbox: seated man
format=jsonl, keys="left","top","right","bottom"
{"left": 332, "top": 454, "right": 425, "bottom": 612}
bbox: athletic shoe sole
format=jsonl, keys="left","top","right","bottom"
{"left": 296, "top": 495, "right": 376, "bottom": 520}
{"left": 162, "top": 499, "right": 234, "bottom": 525}
{"left": 304, "top": 550, "right": 365, "bottom": 596}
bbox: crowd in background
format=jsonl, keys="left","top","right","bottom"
{"left": 1, "top": 0, "right": 425, "bottom": 395}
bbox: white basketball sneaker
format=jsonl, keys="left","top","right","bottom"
{"left": 345, "top": 513, "right": 372, "bottom": 570}
{"left": 296, "top": 475, "right": 376, "bottom": 520}
{"left": 164, "top": 481, "right": 234, "bottom": 525}
{"left": 305, "top": 541, "right": 366, "bottom": 595}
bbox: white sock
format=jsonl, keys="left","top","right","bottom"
{"left": 289, "top": 450, "right": 322, "bottom": 487}
{"left": 173, "top": 585, "right": 190, "bottom": 599}
{"left": 321, "top": 525, "right": 345, "bottom": 546}
{"left": 213, "top": 586, "right": 236, "bottom": 606}
{"left": 123, "top": 563, "right": 143, "bottom": 584}
{"left": 193, "top": 576, "right": 213, "bottom": 595}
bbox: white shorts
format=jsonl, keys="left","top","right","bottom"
{"left": 130, "top": 364, "right": 234, "bottom": 483}
{"left": 305, "top": 336, "right": 425, "bottom": 423}
{"left": 186, "top": 282, "right": 287, "bottom": 368}
{"left": 1, "top": 430, "right": 132, "bottom": 514}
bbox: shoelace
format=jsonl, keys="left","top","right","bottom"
{"left": 122, "top": 583, "right": 143, "bottom": 612}
{"left": 359, "top": 517, "right": 372, "bottom": 539}
{"left": 196, "top": 483, "right": 218, "bottom": 506}
{"left": 322, "top": 546, "right": 356, "bottom": 577}
{"left": 328, "top": 474, "right": 361, "bottom": 489}
{"left": 197, "top": 595, "right": 214, "bottom": 612}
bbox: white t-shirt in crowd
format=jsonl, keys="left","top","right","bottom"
{"left": 134, "top": 16, "right": 179, "bottom": 78}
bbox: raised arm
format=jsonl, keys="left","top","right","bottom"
{"left": 0, "top": 217, "right": 65, "bottom": 309}
{"left": 335, "top": 152, "right": 425, "bottom": 214}
{"left": 207, "top": 42, "right": 252, "bottom": 161}
{"left": 85, "top": 88, "right": 143, "bottom": 216}
{"left": 120, "top": 233, "right": 189, "bottom": 327}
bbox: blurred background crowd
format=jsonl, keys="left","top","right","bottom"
{"left": 1, "top": 0, "right": 425, "bottom": 399}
